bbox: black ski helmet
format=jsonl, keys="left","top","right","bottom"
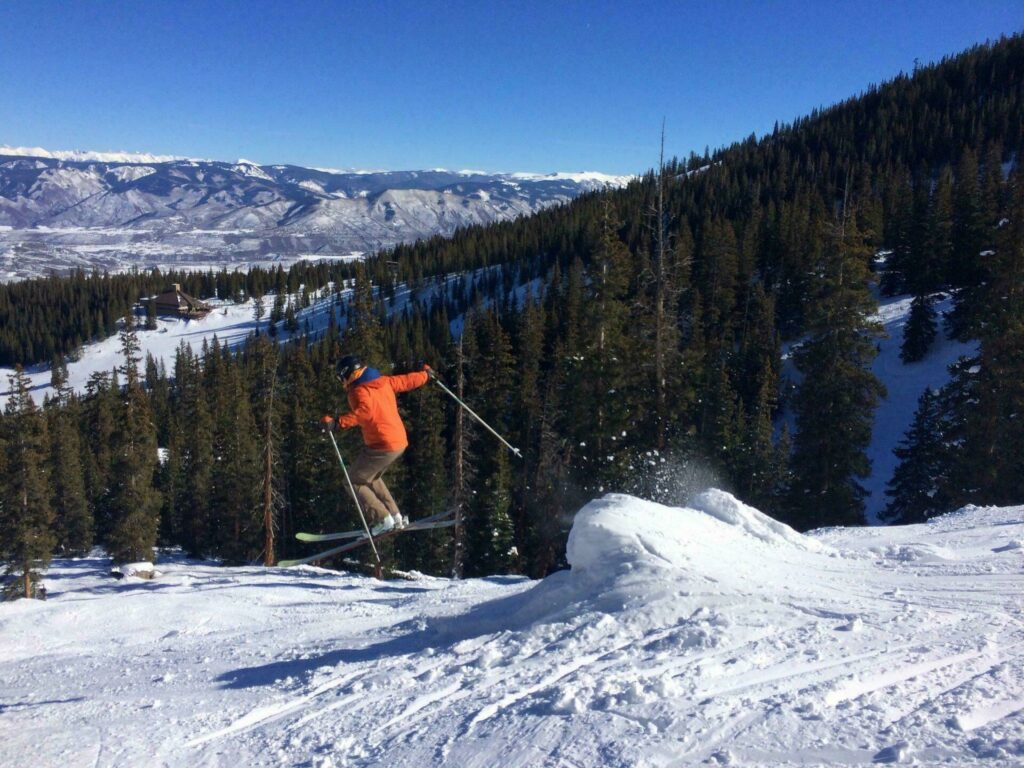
{"left": 336, "top": 354, "right": 362, "bottom": 383}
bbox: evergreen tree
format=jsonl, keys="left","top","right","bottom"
{"left": 1, "top": 367, "right": 54, "bottom": 599}
{"left": 105, "top": 314, "right": 162, "bottom": 564}
{"left": 446, "top": 331, "right": 475, "bottom": 579}
{"left": 463, "top": 310, "right": 517, "bottom": 575}
{"left": 947, "top": 149, "right": 990, "bottom": 337}
{"left": 883, "top": 389, "right": 950, "bottom": 523}
{"left": 180, "top": 363, "right": 214, "bottom": 557}
{"left": 577, "top": 204, "right": 634, "bottom": 490}
{"left": 81, "top": 371, "right": 116, "bottom": 539}
{"left": 958, "top": 164, "right": 1024, "bottom": 504}
{"left": 209, "top": 354, "right": 261, "bottom": 562}
{"left": 345, "top": 264, "right": 387, "bottom": 364}
{"left": 900, "top": 295, "right": 938, "bottom": 363}
{"left": 397, "top": 379, "right": 450, "bottom": 574}
{"left": 788, "top": 203, "right": 886, "bottom": 528}
{"left": 251, "top": 335, "right": 283, "bottom": 565}
{"left": 731, "top": 286, "right": 784, "bottom": 512}
{"left": 279, "top": 346, "right": 329, "bottom": 564}
{"left": 46, "top": 360, "right": 92, "bottom": 555}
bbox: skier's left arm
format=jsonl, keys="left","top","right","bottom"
{"left": 387, "top": 369, "right": 430, "bottom": 393}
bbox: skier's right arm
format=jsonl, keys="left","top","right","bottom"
{"left": 337, "top": 388, "right": 372, "bottom": 429}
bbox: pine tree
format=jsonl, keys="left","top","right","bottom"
{"left": 900, "top": 166, "right": 953, "bottom": 363}
{"left": 732, "top": 287, "right": 784, "bottom": 512}
{"left": 46, "top": 360, "right": 92, "bottom": 555}
{"left": 900, "top": 295, "right": 938, "bottom": 363}
{"left": 525, "top": 373, "right": 576, "bottom": 577}
{"left": 278, "top": 346, "right": 329, "bottom": 564}
{"left": 447, "top": 331, "right": 474, "bottom": 579}
{"left": 881, "top": 169, "right": 915, "bottom": 295}
{"left": 958, "top": 164, "right": 1024, "bottom": 504}
{"left": 788, "top": 200, "right": 886, "bottom": 529}
{"left": 463, "top": 310, "right": 517, "bottom": 575}
{"left": 578, "top": 203, "right": 634, "bottom": 490}
{"left": 105, "top": 314, "right": 162, "bottom": 564}
{"left": 637, "top": 140, "right": 686, "bottom": 451}
{"left": 397, "top": 379, "right": 450, "bottom": 574}
{"left": 211, "top": 356, "right": 261, "bottom": 563}
{"left": 883, "top": 389, "right": 950, "bottom": 523}
{"left": 947, "top": 149, "right": 989, "bottom": 338}
{"left": 180, "top": 359, "right": 214, "bottom": 556}
{"left": 346, "top": 263, "right": 387, "bottom": 364}
{"left": 1, "top": 367, "right": 55, "bottom": 599}
{"left": 251, "top": 335, "right": 283, "bottom": 565}
{"left": 81, "top": 371, "right": 116, "bottom": 539}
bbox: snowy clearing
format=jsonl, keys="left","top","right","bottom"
{"left": 2, "top": 491, "right": 1022, "bottom": 766}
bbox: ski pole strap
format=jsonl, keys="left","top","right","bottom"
{"left": 432, "top": 377, "right": 522, "bottom": 458}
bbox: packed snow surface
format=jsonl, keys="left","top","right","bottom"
{"left": 2, "top": 491, "right": 1022, "bottom": 767}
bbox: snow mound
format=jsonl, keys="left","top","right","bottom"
{"left": 690, "top": 487, "right": 825, "bottom": 550}
{"left": 567, "top": 490, "right": 828, "bottom": 590}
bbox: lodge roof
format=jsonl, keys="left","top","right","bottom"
{"left": 151, "top": 283, "right": 212, "bottom": 316}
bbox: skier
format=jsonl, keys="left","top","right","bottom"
{"left": 321, "top": 355, "right": 431, "bottom": 535}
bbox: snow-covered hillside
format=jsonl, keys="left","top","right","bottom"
{"left": 862, "top": 293, "right": 976, "bottom": 522}
{"left": 0, "top": 148, "right": 633, "bottom": 280}
{"left": 0, "top": 267, "right": 506, "bottom": 408}
{"left": 1, "top": 491, "right": 1021, "bottom": 767}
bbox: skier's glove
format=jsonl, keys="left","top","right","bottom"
{"left": 319, "top": 415, "right": 338, "bottom": 432}
{"left": 422, "top": 363, "right": 436, "bottom": 380}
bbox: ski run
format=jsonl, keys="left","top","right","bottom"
{"left": 1, "top": 490, "right": 1022, "bottom": 767}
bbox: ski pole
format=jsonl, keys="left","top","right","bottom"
{"left": 327, "top": 429, "right": 383, "bottom": 575}
{"left": 431, "top": 374, "right": 522, "bottom": 459}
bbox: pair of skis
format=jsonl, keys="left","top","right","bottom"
{"left": 279, "top": 508, "right": 457, "bottom": 568}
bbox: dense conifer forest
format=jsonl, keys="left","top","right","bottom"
{"left": 2, "top": 37, "right": 1023, "bottom": 593}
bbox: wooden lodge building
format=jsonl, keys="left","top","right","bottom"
{"left": 147, "top": 284, "right": 212, "bottom": 318}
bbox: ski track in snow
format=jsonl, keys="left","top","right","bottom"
{"left": 2, "top": 492, "right": 1024, "bottom": 767}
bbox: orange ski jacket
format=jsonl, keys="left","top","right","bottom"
{"left": 336, "top": 369, "right": 429, "bottom": 451}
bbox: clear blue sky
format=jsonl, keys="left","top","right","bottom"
{"left": 0, "top": 1, "right": 1020, "bottom": 175}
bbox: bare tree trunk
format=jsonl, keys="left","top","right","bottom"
{"left": 21, "top": 487, "right": 32, "bottom": 599}
{"left": 261, "top": 351, "right": 278, "bottom": 567}
{"left": 263, "top": 420, "right": 275, "bottom": 566}
{"left": 451, "top": 336, "right": 466, "bottom": 579}
{"left": 654, "top": 123, "right": 669, "bottom": 450}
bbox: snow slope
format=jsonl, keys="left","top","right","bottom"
{"left": 2, "top": 491, "right": 1022, "bottom": 767}
{"left": 0, "top": 297, "right": 274, "bottom": 408}
{"left": 863, "top": 293, "right": 977, "bottom": 522}
{"left": 0, "top": 265, "right": 536, "bottom": 408}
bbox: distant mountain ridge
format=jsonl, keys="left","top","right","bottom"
{"left": 0, "top": 146, "right": 632, "bottom": 279}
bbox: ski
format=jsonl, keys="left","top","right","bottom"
{"left": 280, "top": 515, "right": 458, "bottom": 567}
{"left": 295, "top": 508, "right": 455, "bottom": 543}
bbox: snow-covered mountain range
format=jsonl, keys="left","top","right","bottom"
{"left": 0, "top": 146, "right": 632, "bottom": 280}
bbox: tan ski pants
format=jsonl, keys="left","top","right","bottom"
{"left": 348, "top": 447, "right": 404, "bottom": 524}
